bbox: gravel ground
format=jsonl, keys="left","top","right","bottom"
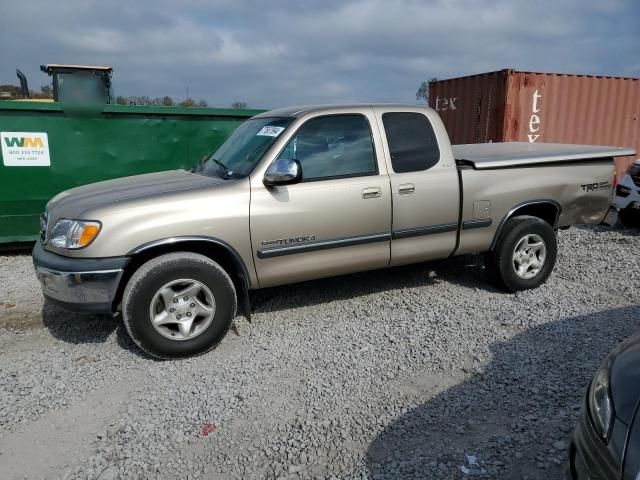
{"left": 0, "top": 225, "right": 638, "bottom": 480}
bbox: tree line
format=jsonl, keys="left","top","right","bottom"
{"left": 415, "top": 77, "right": 438, "bottom": 104}
{"left": 117, "top": 97, "right": 248, "bottom": 108}
{"left": 0, "top": 83, "right": 249, "bottom": 109}
{"left": 116, "top": 96, "right": 210, "bottom": 107}
{"left": 3, "top": 77, "right": 436, "bottom": 107}
{"left": 0, "top": 84, "right": 53, "bottom": 99}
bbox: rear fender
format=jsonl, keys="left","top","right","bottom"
{"left": 490, "top": 200, "right": 561, "bottom": 250}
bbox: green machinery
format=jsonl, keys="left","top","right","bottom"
{"left": 13, "top": 64, "right": 114, "bottom": 104}
{"left": 41, "top": 64, "right": 114, "bottom": 104}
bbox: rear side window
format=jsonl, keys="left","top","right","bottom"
{"left": 277, "top": 114, "right": 377, "bottom": 181}
{"left": 382, "top": 112, "right": 440, "bottom": 173}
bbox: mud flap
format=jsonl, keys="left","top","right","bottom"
{"left": 239, "top": 275, "right": 252, "bottom": 323}
{"left": 600, "top": 207, "right": 618, "bottom": 227}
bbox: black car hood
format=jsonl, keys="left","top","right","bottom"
{"left": 610, "top": 333, "right": 640, "bottom": 425}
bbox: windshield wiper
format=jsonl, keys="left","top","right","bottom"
{"left": 211, "top": 159, "right": 233, "bottom": 179}
{"left": 192, "top": 156, "right": 236, "bottom": 179}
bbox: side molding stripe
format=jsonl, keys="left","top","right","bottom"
{"left": 257, "top": 232, "right": 391, "bottom": 259}
{"left": 391, "top": 223, "right": 458, "bottom": 240}
{"left": 462, "top": 218, "right": 492, "bottom": 230}
{"left": 257, "top": 218, "right": 495, "bottom": 259}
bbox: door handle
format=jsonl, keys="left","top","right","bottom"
{"left": 398, "top": 183, "right": 415, "bottom": 195}
{"left": 361, "top": 187, "right": 382, "bottom": 199}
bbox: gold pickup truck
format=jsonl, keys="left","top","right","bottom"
{"left": 32, "top": 104, "right": 635, "bottom": 358}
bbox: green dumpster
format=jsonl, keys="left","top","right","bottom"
{"left": 0, "top": 101, "right": 263, "bottom": 243}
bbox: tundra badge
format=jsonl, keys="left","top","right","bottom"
{"left": 261, "top": 235, "right": 316, "bottom": 247}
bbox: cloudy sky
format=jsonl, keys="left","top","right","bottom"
{"left": 1, "top": 0, "right": 638, "bottom": 109}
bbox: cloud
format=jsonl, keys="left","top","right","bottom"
{"left": 0, "top": 0, "right": 637, "bottom": 108}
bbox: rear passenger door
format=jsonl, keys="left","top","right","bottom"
{"left": 375, "top": 108, "right": 460, "bottom": 266}
{"left": 250, "top": 111, "right": 392, "bottom": 287}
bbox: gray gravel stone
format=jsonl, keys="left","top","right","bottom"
{"left": 0, "top": 225, "right": 638, "bottom": 479}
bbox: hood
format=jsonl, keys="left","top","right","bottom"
{"left": 47, "top": 170, "right": 228, "bottom": 220}
{"left": 609, "top": 332, "right": 640, "bottom": 425}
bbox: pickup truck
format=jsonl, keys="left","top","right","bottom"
{"left": 32, "top": 104, "right": 635, "bottom": 358}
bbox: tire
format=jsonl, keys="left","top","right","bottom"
{"left": 486, "top": 215, "right": 558, "bottom": 292}
{"left": 122, "top": 252, "right": 236, "bottom": 359}
{"left": 619, "top": 206, "right": 640, "bottom": 229}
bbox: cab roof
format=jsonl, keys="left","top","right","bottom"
{"left": 253, "top": 103, "right": 429, "bottom": 118}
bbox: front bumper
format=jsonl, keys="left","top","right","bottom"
{"left": 569, "top": 396, "right": 627, "bottom": 480}
{"left": 32, "top": 241, "right": 129, "bottom": 314}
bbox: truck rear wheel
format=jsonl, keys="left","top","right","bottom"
{"left": 486, "top": 216, "right": 557, "bottom": 292}
{"left": 122, "top": 252, "right": 236, "bottom": 359}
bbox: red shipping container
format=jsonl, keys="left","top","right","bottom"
{"left": 429, "top": 69, "right": 639, "bottom": 180}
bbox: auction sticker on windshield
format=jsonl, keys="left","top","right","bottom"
{"left": 1, "top": 132, "right": 50, "bottom": 166}
{"left": 257, "top": 126, "right": 285, "bottom": 137}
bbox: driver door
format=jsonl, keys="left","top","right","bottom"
{"left": 249, "top": 110, "right": 392, "bottom": 287}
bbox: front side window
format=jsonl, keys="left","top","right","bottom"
{"left": 382, "top": 112, "right": 440, "bottom": 173}
{"left": 277, "top": 114, "right": 377, "bottom": 181}
{"left": 194, "top": 117, "right": 293, "bottom": 178}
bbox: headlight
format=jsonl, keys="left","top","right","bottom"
{"left": 588, "top": 366, "right": 614, "bottom": 442}
{"left": 49, "top": 219, "right": 102, "bottom": 249}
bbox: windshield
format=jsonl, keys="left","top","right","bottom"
{"left": 193, "top": 117, "right": 293, "bottom": 178}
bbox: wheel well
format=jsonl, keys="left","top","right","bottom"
{"left": 113, "top": 240, "right": 249, "bottom": 311}
{"left": 509, "top": 203, "right": 559, "bottom": 227}
{"left": 491, "top": 201, "right": 560, "bottom": 250}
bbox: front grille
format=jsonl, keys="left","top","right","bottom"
{"left": 39, "top": 211, "right": 48, "bottom": 243}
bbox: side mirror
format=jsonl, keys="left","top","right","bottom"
{"left": 263, "top": 158, "right": 302, "bottom": 186}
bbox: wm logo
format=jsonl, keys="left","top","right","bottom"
{"left": 4, "top": 136, "right": 44, "bottom": 148}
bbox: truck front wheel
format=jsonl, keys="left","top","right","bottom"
{"left": 486, "top": 216, "right": 558, "bottom": 292}
{"left": 122, "top": 252, "right": 236, "bottom": 359}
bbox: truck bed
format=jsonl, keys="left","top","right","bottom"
{"left": 453, "top": 142, "right": 635, "bottom": 169}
